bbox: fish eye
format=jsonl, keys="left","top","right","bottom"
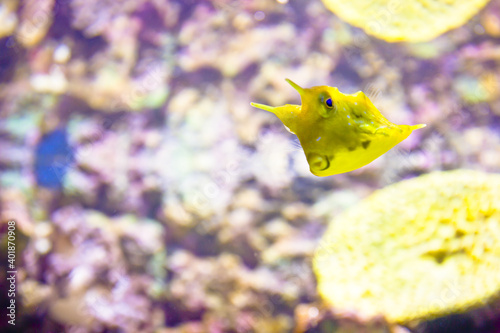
{"left": 319, "top": 94, "right": 335, "bottom": 118}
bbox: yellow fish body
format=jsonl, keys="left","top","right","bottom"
{"left": 251, "top": 79, "right": 426, "bottom": 177}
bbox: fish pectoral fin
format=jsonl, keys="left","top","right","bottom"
{"left": 290, "top": 138, "right": 302, "bottom": 151}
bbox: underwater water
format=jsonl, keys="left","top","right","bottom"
{"left": 0, "top": 0, "right": 500, "bottom": 332}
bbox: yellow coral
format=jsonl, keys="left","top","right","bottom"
{"left": 313, "top": 170, "right": 500, "bottom": 323}
{"left": 320, "top": 0, "right": 492, "bottom": 42}
{"left": 0, "top": 0, "right": 18, "bottom": 39}
{"left": 16, "top": 0, "right": 54, "bottom": 48}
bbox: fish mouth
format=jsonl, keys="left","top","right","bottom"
{"left": 285, "top": 79, "right": 305, "bottom": 96}
{"left": 307, "top": 153, "right": 330, "bottom": 172}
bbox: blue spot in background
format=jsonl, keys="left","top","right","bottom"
{"left": 34, "top": 129, "right": 74, "bottom": 189}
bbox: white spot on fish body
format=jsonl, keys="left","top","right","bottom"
{"left": 316, "top": 137, "right": 321, "bottom": 141}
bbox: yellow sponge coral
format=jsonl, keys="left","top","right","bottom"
{"left": 313, "top": 170, "right": 500, "bottom": 323}
{"left": 320, "top": 0, "right": 492, "bottom": 42}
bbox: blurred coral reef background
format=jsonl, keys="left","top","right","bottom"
{"left": 0, "top": 0, "right": 500, "bottom": 332}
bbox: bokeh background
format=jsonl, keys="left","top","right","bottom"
{"left": 0, "top": 0, "right": 500, "bottom": 332}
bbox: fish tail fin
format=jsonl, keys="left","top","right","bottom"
{"left": 411, "top": 124, "right": 426, "bottom": 131}
{"left": 250, "top": 102, "right": 277, "bottom": 114}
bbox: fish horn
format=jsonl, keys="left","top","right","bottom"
{"left": 250, "top": 102, "right": 277, "bottom": 114}
{"left": 285, "top": 79, "right": 305, "bottom": 95}
{"left": 411, "top": 124, "right": 427, "bottom": 131}
{"left": 251, "top": 102, "right": 301, "bottom": 134}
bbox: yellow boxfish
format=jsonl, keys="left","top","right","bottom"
{"left": 251, "top": 79, "right": 425, "bottom": 176}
